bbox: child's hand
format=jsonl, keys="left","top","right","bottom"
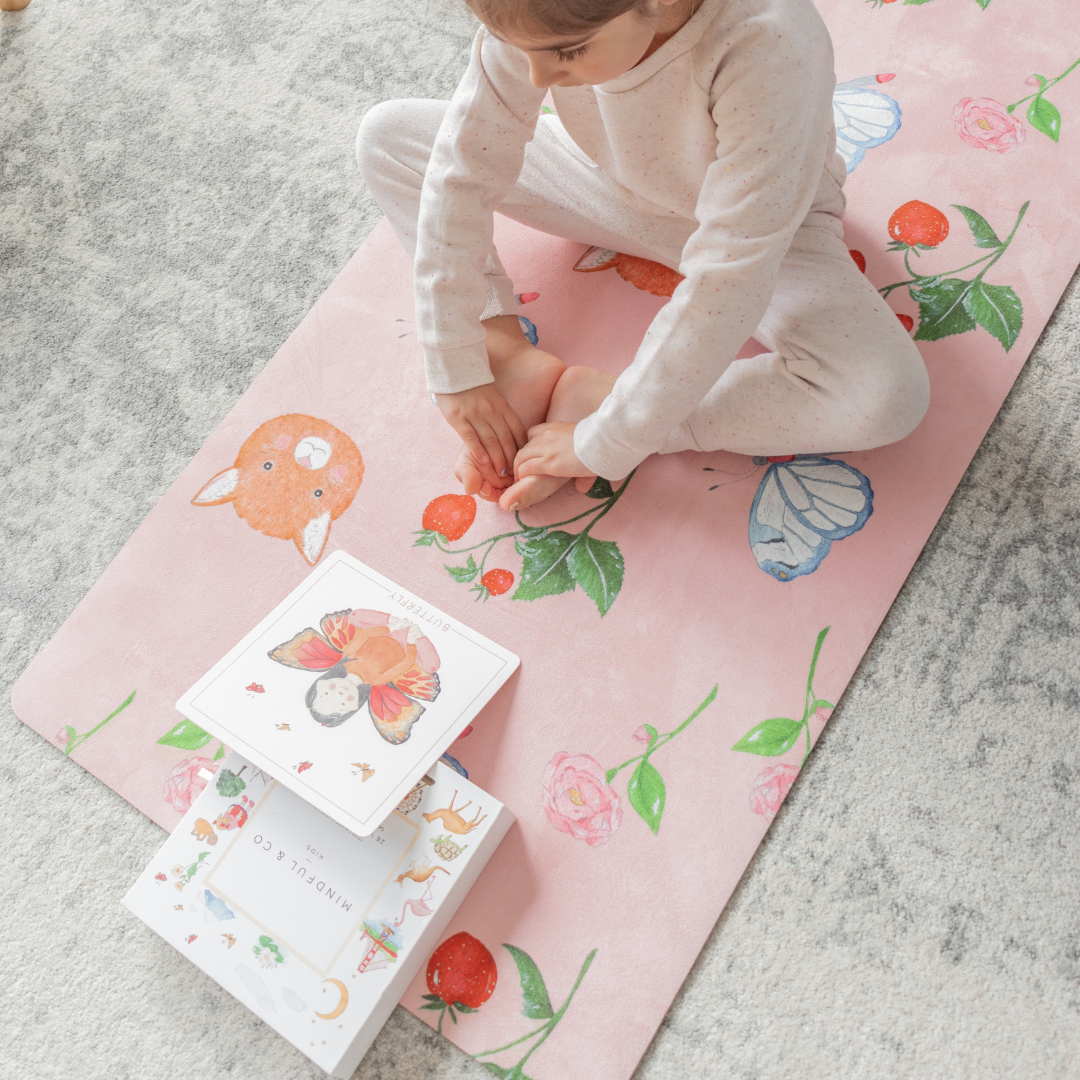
{"left": 514, "top": 422, "right": 597, "bottom": 492}
{"left": 435, "top": 384, "right": 528, "bottom": 488}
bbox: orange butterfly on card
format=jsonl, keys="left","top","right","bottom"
{"left": 268, "top": 608, "right": 441, "bottom": 745}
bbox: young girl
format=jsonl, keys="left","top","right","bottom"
{"left": 357, "top": 0, "right": 929, "bottom": 511}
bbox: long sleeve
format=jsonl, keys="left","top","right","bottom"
{"left": 574, "top": 3, "right": 838, "bottom": 480}
{"left": 413, "top": 29, "right": 546, "bottom": 395}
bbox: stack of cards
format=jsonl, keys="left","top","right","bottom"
{"left": 123, "top": 553, "right": 519, "bottom": 1075}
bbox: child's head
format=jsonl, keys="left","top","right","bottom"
{"left": 305, "top": 665, "right": 369, "bottom": 728}
{"left": 467, "top": 0, "right": 691, "bottom": 88}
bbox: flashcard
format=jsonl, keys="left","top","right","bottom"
{"left": 176, "top": 551, "right": 518, "bottom": 836}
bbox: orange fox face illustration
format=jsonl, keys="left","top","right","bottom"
{"left": 192, "top": 414, "right": 364, "bottom": 564}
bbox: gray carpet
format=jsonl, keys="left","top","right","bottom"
{"left": 2, "top": 1, "right": 1078, "bottom": 1078}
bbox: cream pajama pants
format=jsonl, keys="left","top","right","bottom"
{"left": 356, "top": 99, "right": 930, "bottom": 458}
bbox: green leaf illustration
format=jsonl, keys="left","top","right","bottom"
{"left": 503, "top": 944, "right": 555, "bottom": 1019}
{"left": 605, "top": 767, "right": 618, "bottom": 783}
{"left": 453, "top": 1002, "right": 478, "bottom": 1013}
{"left": 627, "top": 759, "right": 666, "bottom": 834}
{"left": 60, "top": 725, "right": 75, "bottom": 748}
{"left": 567, "top": 534, "right": 624, "bottom": 616}
{"left": 446, "top": 555, "right": 480, "bottom": 582}
{"left": 951, "top": 205, "right": 1001, "bottom": 249}
{"left": 419, "top": 1000, "right": 446, "bottom": 1012}
{"left": 513, "top": 531, "right": 576, "bottom": 602}
{"left": 413, "top": 529, "right": 437, "bottom": 547}
{"left": 732, "top": 717, "right": 803, "bottom": 756}
{"left": 811, "top": 699, "right": 835, "bottom": 712}
{"left": 1028, "top": 95, "right": 1061, "bottom": 141}
{"left": 585, "top": 476, "right": 614, "bottom": 500}
{"left": 644, "top": 723, "right": 658, "bottom": 742}
{"left": 157, "top": 718, "right": 213, "bottom": 751}
{"left": 972, "top": 0, "right": 992, "bottom": 10}
{"left": 912, "top": 278, "right": 977, "bottom": 342}
{"left": 480, "top": 1066, "right": 512, "bottom": 1078}
{"left": 963, "top": 280, "right": 1023, "bottom": 351}
{"left": 212, "top": 743, "right": 226, "bottom": 761}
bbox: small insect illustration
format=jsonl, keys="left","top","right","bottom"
{"left": 395, "top": 774, "right": 434, "bottom": 814}
{"left": 174, "top": 905, "right": 184, "bottom": 911}
{"left": 294, "top": 761, "right": 314, "bottom": 774}
{"left": 185, "top": 935, "right": 198, "bottom": 944}
{"left": 832, "top": 73, "right": 902, "bottom": 173}
{"left": 222, "top": 934, "right": 237, "bottom": 949}
{"left": 351, "top": 763, "right": 376, "bottom": 782}
{"left": 246, "top": 683, "right": 265, "bottom": 695}
{"left": 154, "top": 873, "right": 167, "bottom": 882}
{"left": 422, "top": 791, "right": 487, "bottom": 835}
{"left": 275, "top": 724, "right": 291, "bottom": 731}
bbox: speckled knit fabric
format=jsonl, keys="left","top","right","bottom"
{"left": 2, "top": 2, "right": 1078, "bottom": 1079}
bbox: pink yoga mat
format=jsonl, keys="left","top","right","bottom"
{"left": 13, "top": 1, "right": 1080, "bottom": 1077}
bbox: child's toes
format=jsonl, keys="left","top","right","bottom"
{"left": 498, "top": 473, "right": 568, "bottom": 512}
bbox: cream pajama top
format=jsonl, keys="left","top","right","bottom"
{"left": 413, "top": 0, "right": 844, "bottom": 480}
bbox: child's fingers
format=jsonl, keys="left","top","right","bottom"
{"left": 476, "top": 422, "right": 510, "bottom": 479}
{"left": 450, "top": 419, "right": 490, "bottom": 467}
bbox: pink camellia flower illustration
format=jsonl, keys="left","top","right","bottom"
{"left": 162, "top": 756, "right": 216, "bottom": 813}
{"left": 749, "top": 763, "right": 800, "bottom": 821}
{"left": 541, "top": 752, "right": 622, "bottom": 847}
{"left": 953, "top": 97, "right": 1026, "bottom": 153}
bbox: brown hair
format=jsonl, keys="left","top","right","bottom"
{"left": 465, "top": 0, "right": 656, "bottom": 37}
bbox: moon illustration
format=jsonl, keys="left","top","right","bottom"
{"left": 315, "top": 978, "right": 348, "bottom": 1020}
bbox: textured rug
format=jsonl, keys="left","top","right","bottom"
{"left": 3, "top": 2, "right": 1080, "bottom": 1080}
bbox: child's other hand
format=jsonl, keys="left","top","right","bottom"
{"left": 514, "top": 422, "right": 596, "bottom": 492}
{"left": 435, "top": 384, "right": 528, "bottom": 488}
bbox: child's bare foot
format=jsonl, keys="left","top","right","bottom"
{"left": 499, "top": 365, "right": 618, "bottom": 511}
{"left": 455, "top": 316, "right": 565, "bottom": 501}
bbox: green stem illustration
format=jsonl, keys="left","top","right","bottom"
{"left": 1007, "top": 55, "right": 1080, "bottom": 114}
{"left": 880, "top": 202, "right": 1028, "bottom": 298}
{"left": 605, "top": 683, "right": 718, "bottom": 783}
{"left": 474, "top": 948, "right": 597, "bottom": 1077}
{"left": 418, "top": 472, "right": 636, "bottom": 613}
{"left": 732, "top": 627, "right": 833, "bottom": 767}
{"left": 59, "top": 690, "right": 136, "bottom": 755}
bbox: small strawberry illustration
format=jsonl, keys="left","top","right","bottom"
{"left": 186, "top": 935, "right": 198, "bottom": 944}
{"left": 516, "top": 292, "right": 540, "bottom": 304}
{"left": 456, "top": 725, "right": 473, "bottom": 740}
{"left": 154, "top": 872, "right": 167, "bottom": 882}
{"left": 246, "top": 683, "right": 265, "bottom": 694}
{"left": 896, "top": 313, "right": 915, "bottom": 332}
{"left": 421, "top": 932, "right": 497, "bottom": 1033}
{"left": 849, "top": 249, "right": 867, "bottom": 273}
{"left": 421, "top": 494, "right": 477, "bottom": 542}
{"left": 887, "top": 200, "right": 949, "bottom": 250}
{"left": 478, "top": 568, "right": 514, "bottom": 598}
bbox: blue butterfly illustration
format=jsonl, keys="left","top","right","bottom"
{"left": 748, "top": 455, "right": 874, "bottom": 581}
{"left": 833, "top": 74, "right": 902, "bottom": 174}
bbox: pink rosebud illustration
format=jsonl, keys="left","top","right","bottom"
{"left": 631, "top": 725, "right": 654, "bottom": 743}
{"left": 749, "top": 763, "right": 800, "bottom": 821}
{"left": 953, "top": 97, "right": 1025, "bottom": 153}
{"left": 1025, "top": 75, "right": 1042, "bottom": 87}
{"left": 162, "top": 756, "right": 215, "bottom": 813}
{"left": 541, "top": 752, "right": 622, "bottom": 847}
{"left": 54, "top": 727, "right": 71, "bottom": 747}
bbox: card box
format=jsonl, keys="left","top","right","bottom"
{"left": 123, "top": 751, "right": 514, "bottom": 1077}
{"left": 176, "top": 550, "right": 518, "bottom": 835}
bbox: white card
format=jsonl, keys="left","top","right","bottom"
{"left": 176, "top": 550, "right": 518, "bottom": 835}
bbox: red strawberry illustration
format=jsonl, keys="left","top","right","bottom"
{"left": 480, "top": 568, "right": 514, "bottom": 597}
{"left": 888, "top": 201, "right": 949, "bottom": 249}
{"left": 421, "top": 932, "right": 497, "bottom": 1033}
{"left": 897, "top": 313, "right": 915, "bottom": 332}
{"left": 456, "top": 725, "right": 473, "bottom": 740}
{"left": 849, "top": 249, "right": 867, "bottom": 274}
{"left": 422, "top": 494, "right": 477, "bottom": 542}
{"left": 154, "top": 872, "right": 167, "bottom": 882}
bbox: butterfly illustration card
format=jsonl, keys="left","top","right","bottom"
{"left": 176, "top": 550, "right": 519, "bottom": 836}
